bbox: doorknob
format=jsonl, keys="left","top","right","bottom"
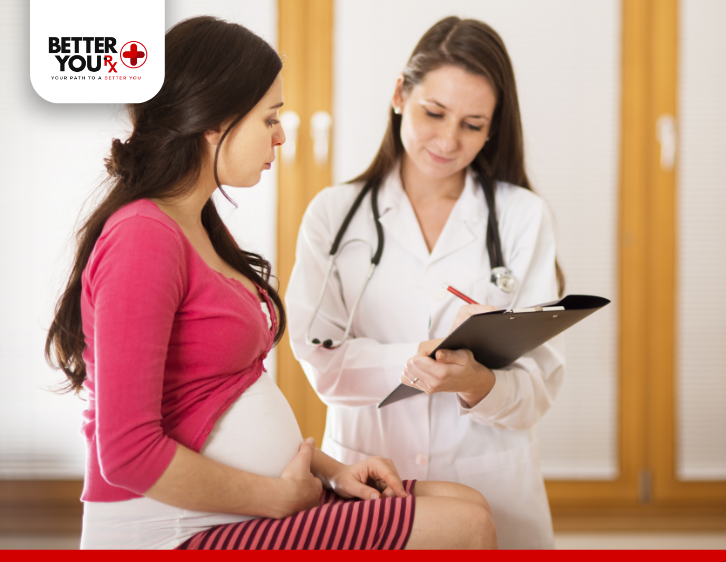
{"left": 656, "top": 114, "right": 677, "bottom": 171}
{"left": 280, "top": 110, "right": 300, "bottom": 164}
{"left": 310, "top": 111, "right": 332, "bottom": 166}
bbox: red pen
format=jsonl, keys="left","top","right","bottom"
{"left": 442, "top": 284, "right": 479, "bottom": 305}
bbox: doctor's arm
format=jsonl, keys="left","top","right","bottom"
{"left": 285, "top": 189, "right": 419, "bottom": 408}
{"left": 403, "top": 196, "right": 565, "bottom": 430}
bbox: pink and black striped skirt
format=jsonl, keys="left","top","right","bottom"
{"left": 176, "top": 479, "right": 417, "bottom": 550}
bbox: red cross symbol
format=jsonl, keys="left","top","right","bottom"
{"left": 123, "top": 44, "right": 144, "bottom": 65}
{"left": 120, "top": 41, "right": 148, "bottom": 69}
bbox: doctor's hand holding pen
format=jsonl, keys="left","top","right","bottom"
{"left": 401, "top": 287, "right": 498, "bottom": 407}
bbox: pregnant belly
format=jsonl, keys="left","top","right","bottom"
{"left": 200, "top": 374, "right": 303, "bottom": 478}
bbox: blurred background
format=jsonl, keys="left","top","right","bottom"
{"left": 1, "top": 0, "right": 724, "bottom": 550}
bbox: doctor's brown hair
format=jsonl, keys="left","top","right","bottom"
{"left": 353, "top": 16, "right": 565, "bottom": 295}
{"left": 45, "top": 16, "right": 286, "bottom": 394}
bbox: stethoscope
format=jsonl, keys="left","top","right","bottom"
{"left": 305, "top": 173, "right": 515, "bottom": 349}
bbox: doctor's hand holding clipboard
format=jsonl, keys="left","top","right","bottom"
{"left": 286, "top": 16, "right": 566, "bottom": 549}
{"left": 402, "top": 293, "right": 499, "bottom": 408}
{"left": 390, "top": 290, "right": 609, "bottom": 408}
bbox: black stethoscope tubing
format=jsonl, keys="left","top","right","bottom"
{"left": 329, "top": 178, "right": 384, "bottom": 264}
{"left": 306, "top": 172, "right": 514, "bottom": 349}
{"left": 331, "top": 173, "right": 508, "bottom": 277}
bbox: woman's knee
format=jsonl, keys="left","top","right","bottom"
{"left": 456, "top": 484, "right": 492, "bottom": 515}
{"left": 407, "top": 496, "right": 497, "bottom": 550}
{"left": 450, "top": 494, "right": 497, "bottom": 550}
{"left": 445, "top": 500, "right": 497, "bottom": 550}
{"left": 470, "top": 505, "right": 497, "bottom": 549}
{"left": 414, "top": 481, "right": 492, "bottom": 515}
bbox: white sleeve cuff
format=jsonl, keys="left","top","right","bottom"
{"left": 457, "top": 369, "right": 513, "bottom": 417}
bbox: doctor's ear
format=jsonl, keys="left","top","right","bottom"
{"left": 392, "top": 74, "right": 406, "bottom": 115}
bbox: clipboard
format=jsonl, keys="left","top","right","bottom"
{"left": 378, "top": 294, "right": 610, "bottom": 408}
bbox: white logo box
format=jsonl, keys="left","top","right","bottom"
{"left": 30, "top": 0, "right": 165, "bottom": 103}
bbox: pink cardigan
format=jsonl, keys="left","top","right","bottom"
{"left": 80, "top": 199, "right": 276, "bottom": 502}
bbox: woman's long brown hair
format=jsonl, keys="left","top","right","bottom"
{"left": 352, "top": 17, "right": 565, "bottom": 295}
{"left": 45, "top": 16, "right": 286, "bottom": 394}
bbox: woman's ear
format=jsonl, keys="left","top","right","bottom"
{"left": 203, "top": 127, "right": 224, "bottom": 148}
{"left": 392, "top": 74, "right": 406, "bottom": 114}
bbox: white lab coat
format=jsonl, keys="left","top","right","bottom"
{"left": 286, "top": 163, "right": 565, "bottom": 549}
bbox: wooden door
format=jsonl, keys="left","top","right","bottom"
{"left": 276, "top": 0, "right": 333, "bottom": 446}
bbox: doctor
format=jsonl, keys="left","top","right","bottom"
{"left": 286, "top": 17, "right": 565, "bottom": 549}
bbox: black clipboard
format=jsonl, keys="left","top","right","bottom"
{"left": 378, "top": 294, "right": 610, "bottom": 408}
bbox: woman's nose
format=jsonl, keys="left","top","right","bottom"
{"left": 436, "top": 122, "right": 459, "bottom": 152}
{"left": 274, "top": 126, "right": 286, "bottom": 147}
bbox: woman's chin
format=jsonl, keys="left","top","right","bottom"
{"left": 223, "top": 174, "right": 263, "bottom": 189}
{"left": 416, "top": 159, "right": 463, "bottom": 180}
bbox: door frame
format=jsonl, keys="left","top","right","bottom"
{"left": 276, "top": 0, "right": 333, "bottom": 447}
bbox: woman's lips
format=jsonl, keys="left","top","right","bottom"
{"left": 426, "top": 149, "right": 453, "bottom": 164}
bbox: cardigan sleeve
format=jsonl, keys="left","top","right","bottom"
{"left": 85, "top": 215, "right": 186, "bottom": 494}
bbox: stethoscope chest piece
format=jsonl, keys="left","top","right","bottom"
{"left": 480, "top": 173, "right": 517, "bottom": 295}
{"left": 490, "top": 266, "right": 516, "bottom": 293}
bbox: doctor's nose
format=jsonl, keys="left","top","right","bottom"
{"left": 435, "top": 123, "right": 460, "bottom": 153}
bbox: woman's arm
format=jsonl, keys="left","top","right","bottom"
{"left": 145, "top": 441, "right": 323, "bottom": 519}
{"left": 145, "top": 437, "right": 409, "bottom": 516}
{"left": 309, "top": 447, "right": 408, "bottom": 500}
{"left": 88, "top": 216, "right": 186, "bottom": 492}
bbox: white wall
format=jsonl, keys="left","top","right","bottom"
{"left": 333, "top": 0, "right": 621, "bottom": 479}
{"left": 676, "top": 0, "right": 726, "bottom": 480}
{"left": 0, "top": 0, "right": 278, "bottom": 478}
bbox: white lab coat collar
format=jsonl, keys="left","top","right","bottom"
{"left": 373, "top": 161, "right": 487, "bottom": 265}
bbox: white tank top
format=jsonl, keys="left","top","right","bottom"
{"left": 81, "top": 302, "right": 303, "bottom": 550}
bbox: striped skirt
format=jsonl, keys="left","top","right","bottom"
{"left": 176, "top": 479, "right": 417, "bottom": 550}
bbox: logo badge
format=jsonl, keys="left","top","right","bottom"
{"left": 30, "top": 0, "right": 164, "bottom": 104}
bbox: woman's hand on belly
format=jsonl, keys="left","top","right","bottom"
{"left": 272, "top": 438, "right": 324, "bottom": 518}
